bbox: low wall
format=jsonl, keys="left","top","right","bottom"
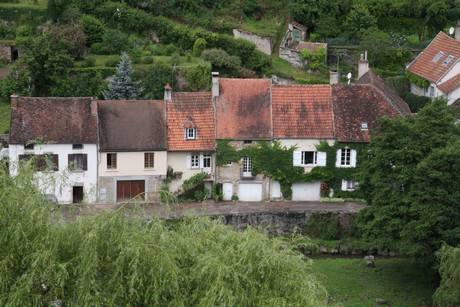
{"left": 233, "top": 29, "right": 274, "bottom": 55}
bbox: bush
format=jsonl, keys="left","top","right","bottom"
{"left": 192, "top": 38, "right": 206, "bottom": 57}
{"left": 101, "top": 29, "right": 130, "bottom": 54}
{"left": 164, "top": 43, "right": 178, "bottom": 56}
{"left": 79, "top": 15, "right": 106, "bottom": 46}
{"left": 202, "top": 48, "right": 241, "bottom": 76}
{"left": 105, "top": 58, "right": 120, "bottom": 67}
{"left": 403, "top": 92, "right": 431, "bottom": 113}
{"left": 82, "top": 56, "right": 96, "bottom": 68}
{"left": 142, "top": 56, "right": 154, "bottom": 64}
{"left": 89, "top": 42, "right": 108, "bottom": 55}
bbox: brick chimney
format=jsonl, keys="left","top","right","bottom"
{"left": 358, "top": 51, "right": 369, "bottom": 80}
{"left": 90, "top": 97, "right": 98, "bottom": 115}
{"left": 330, "top": 70, "right": 339, "bottom": 84}
{"left": 164, "top": 83, "right": 172, "bottom": 102}
{"left": 456, "top": 21, "right": 460, "bottom": 41}
{"left": 212, "top": 72, "right": 219, "bottom": 98}
{"left": 11, "top": 93, "right": 18, "bottom": 110}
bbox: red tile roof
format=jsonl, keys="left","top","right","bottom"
{"left": 272, "top": 84, "right": 334, "bottom": 139}
{"left": 438, "top": 74, "right": 460, "bottom": 94}
{"left": 295, "top": 42, "right": 327, "bottom": 54}
{"left": 332, "top": 85, "right": 400, "bottom": 142}
{"left": 407, "top": 32, "right": 460, "bottom": 83}
{"left": 358, "top": 70, "right": 412, "bottom": 115}
{"left": 9, "top": 97, "right": 98, "bottom": 144}
{"left": 98, "top": 100, "right": 166, "bottom": 151}
{"left": 216, "top": 78, "right": 271, "bottom": 139}
{"left": 167, "top": 92, "right": 214, "bottom": 151}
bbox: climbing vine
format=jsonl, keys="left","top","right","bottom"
{"left": 405, "top": 70, "right": 430, "bottom": 88}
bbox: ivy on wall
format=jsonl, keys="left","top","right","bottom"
{"left": 405, "top": 70, "right": 430, "bottom": 88}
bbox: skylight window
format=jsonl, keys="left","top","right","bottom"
{"left": 432, "top": 51, "right": 444, "bottom": 62}
{"left": 442, "top": 55, "right": 454, "bottom": 66}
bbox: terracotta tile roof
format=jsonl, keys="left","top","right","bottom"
{"left": 358, "top": 70, "right": 412, "bottom": 115}
{"left": 9, "top": 97, "right": 98, "bottom": 144}
{"left": 332, "top": 85, "right": 400, "bottom": 143}
{"left": 295, "top": 42, "right": 327, "bottom": 53}
{"left": 290, "top": 21, "right": 307, "bottom": 31}
{"left": 407, "top": 32, "right": 460, "bottom": 83}
{"left": 272, "top": 84, "right": 334, "bottom": 139}
{"left": 167, "top": 92, "right": 214, "bottom": 151}
{"left": 216, "top": 78, "right": 271, "bottom": 139}
{"left": 98, "top": 100, "right": 166, "bottom": 151}
{"left": 438, "top": 74, "right": 460, "bottom": 94}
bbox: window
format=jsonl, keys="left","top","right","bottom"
{"left": 24, "top": 143, "right": 34, "bottom": 150}
{"left": 185, "top": 128, "right": 197, "bottom": 140}
{"left": 243, "top": 140, "right": 253, "bottom": 144}
{"left": 68, "top": 154, "right": 87, "bottom": 171}
{"left": 38, "top": 154, "right": 59, "bottom": 171}
{"left": 429, "top": 86, "right": 435, "bottom": 97}
{"left": 335, "top": 148, "right": 357, "bottom": 168}
{"left": 361, "top": 122, "right": 368, "bottom": 130}
{"left": 226, "top": 161, "right": 233, "bottom": 166}
{"left": 442, "top": 55, "right": 454, "bottom": 66}
{"left": 432, "top": 51, "right": 444, "bottom": 62}
{"left": 191, "top": 154, "right": 199, "bottom": 168}
{"left": 107, "top": 153, "right": 117, "bottom": 169}
{"left": 342, "top": 180, "right": 358, "bottom": 191}
{"left": 301, "top": 151, "right": 317, "bottom": 165}
{"left": 242, "top": 156, "right": 252, "bottom": 178}
{"left": 203, "top": 154, "right": 211, "bottom": 174}
{"left": 144, "top": 153, "right": 154, "bottom": 168}
{"left": 72, "top": 144, "right": 84, "bottom": 150}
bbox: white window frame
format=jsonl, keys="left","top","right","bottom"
{"left": 335, "top": 148, "right": 357, "bottom": 168}
{"left": 432, "top": 51, "right": 443, "bottom": 62}
{"left": 191, "top": 154, "right": 199, "bottom": 168}
{"left": 185, "top": 127, "right": 197, "bottom": 140}
{"left": 293, "top": 151, "right": 326, "bottom": 167}
{"left": 301, "top": 151, "right": 317, "bottom": 165}
{"left": 242, "top": 156, "right": 252, "bottom": 178}
{"left": 442, "top": 54, "right": 454, "bottom": 66}
{"left": 341, "top": 180, "right": 358, "bottom": 191}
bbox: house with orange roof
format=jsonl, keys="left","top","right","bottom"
{"left": 97, "top": 99, "right": 167, "bottom": 203}
{"left": 213, "top": 74, "right": 272, "bottom": 201}
{"left": 406, "top": 23, "right": 460, "bottom": 105}
{"left": 165, "top": 86, "right": 215, "bottom": 194}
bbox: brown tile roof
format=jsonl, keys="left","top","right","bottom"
{"left": 216, "top": 78, "right": 271, "bottom": 139}
{"left": 167, "top": 92, "right": 214, "bottom": 151}
{"left": 358, "top": 70, "right": 412, "bottom": 115}
{"left": 98, "top": 100, "right": 166, "bottom": 151}
{"left": 438, "top": 74, "right": 460, "bottom": 94}
{"left": 9, "top": 97, "right": 98, "bottom": 144}
{"left": 407, "top": 32, "right": 460, "bottom": 83}
{"left": 332, "top": 85, "right": 400, "bottom": 142}
{"left": 272, "top": 84, "right": 334, "bottom": 139}
{"left": 295, "top": 42, "right": 327, "bottom": 54}
{"left": 290, "top": 21, "right": 307, "bottom": 31}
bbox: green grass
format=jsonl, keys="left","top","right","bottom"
{"left": 0, "top": 100, "right": 10, "bottom": 134}
{"left": 270, "top": 56, "right": 329, "bottom": 83}
{"left": 310, "top": 258, "right": 434, "bottom": 306}
{"left": 240, "top": 17, "right": 280, "bottom": 38}
{"left": 0, "top": 0, "right": 47, "bottom": 9}
{"left": 75, "top": 55, "right": 208, "bottom": 69}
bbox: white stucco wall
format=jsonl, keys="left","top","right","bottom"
{"left": 410, "top": 83, "right": 425, "bottom": 96}
{"left": 440, "top": 61, "right": 460, "bottom": 82}
{"left": 278, "top": 139, "right": 335, "bottom": 172}
{"left": 447, "top": 86, "right": 460, "bottom": 105}
{"left": 167, "top": 151, "right": 215, "bottom": 193}
{"left": 99, "top": 151, "right": 167, "bottom": 176}
{"left": 9, "top": 143, "right": 98, "bottom": 203}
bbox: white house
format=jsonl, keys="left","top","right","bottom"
{"left": 8, "top": 96, "right": 99, "bottom": 203}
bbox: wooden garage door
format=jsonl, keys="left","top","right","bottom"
{"left": 117, "top": 180, "right": 145, "bottom": 202}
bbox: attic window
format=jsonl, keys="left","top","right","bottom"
{"left": 24, "top": 143, "right": 34, "bottom": 150}
{"left": 432, "top": 51, "right": 444, "bottom": 62}
{"left": 72, "top": 144, "right": 84, "bottom": 150}
{"left": 243, "top": 140, "right": 253, "bottom": 144}
{"left": 185, "top": 127, "right": 197, "bottom": 140}
{"left": 442, "top": 55, "right": 454, "bottom": 66}
{"left": 361, "top": 122, "right": 368, "bottom": 130}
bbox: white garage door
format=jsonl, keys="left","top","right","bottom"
{"left": 271, "top": 180, "right": 281, "bottom": 199}
{"left": 238, "top": 183, "right": 263, "bottom": 202}
{"left": 291, "top": 182, "right": 321, "bottom": 201}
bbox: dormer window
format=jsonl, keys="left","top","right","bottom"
{"left": 361, "top": 122, "right": 368, "bottom": 130}
{"left": 442, "top": 55, "right": 454, "bottom": 66}
{"left": 433, "top": 51, "right": 444, "bottom": 62}
{"left": 185, "top": 127, "right": 197, "bottom": 140}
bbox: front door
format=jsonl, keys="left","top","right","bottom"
{"left": 203, "top": 154, "right": 211, "bottom": 174}
{"left": 116, "top": 180, "right": 145, "bottom": 202}
{"left": 72, "top": 186, "right": 84, "bottom": 203}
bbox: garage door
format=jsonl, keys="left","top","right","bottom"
{"left": 238, "top": 182, "right": 263, "bottom": 202}
{"left": 117, "top": 180, "right": 145, "bottom": 202}
{"left": 291, "top": 182, "right": 321, "bottom": 201}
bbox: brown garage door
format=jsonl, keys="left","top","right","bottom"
{"left": 116, "top": 180, "right": 145, "bottom": 202}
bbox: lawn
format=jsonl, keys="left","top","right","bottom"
{"left": 0, "top": 100, "right": 10, "bottom": 134}
{"left": 310, "top": 257, "right": 434, "bottom": 306}
{"left": 0, "top": 0, "right": 47, "bottom": 9}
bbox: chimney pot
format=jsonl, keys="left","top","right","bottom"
{"left": 90, "top": 97, "right": 97, "bottom": 115}
{"left": 329, "top": 70, "right": 339, "bottom": 84}
{"left": 164, "top": 83, "right": 172, "bottom": 102}
{"left": 358, "top": 51, "right": 369, "bottom": 80}
{"left": 11, "top": 93, "right": 18, "bottom": 109}
{"left": 456, "top": 21, "right": 460, "bottom": 41}
{"left": 212, "top": 72, "right": 219, "bottom": 98}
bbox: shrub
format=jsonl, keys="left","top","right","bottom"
{"left": 164, "top": 43, "right": 178, "bottom": 56}
{"left": 202, "top": 48, "right": 241, "bottom": 76}
{"left": 142, "top": 56, "right": 154, "bottom": 64}
{"left": 105, "top": 58, "right": 120, "bottom": 67}
{"left": 101, "top": 29, "right": 130, "bottom": 54}
{"left": 79, "top": 15, "right": 106, "bottom": 46}
{"left": 192, "top": 38, "right": 206, "bottom": 57}
{"left": 82, "top": 56, "right": 96, "bottom": 68}
{"left": 89, "top": 42, "right": 107, "bottom": 55}
{"left": 403, "top": 92, "right": 431, "bottom": 113}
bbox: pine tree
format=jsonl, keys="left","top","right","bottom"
{"left": 103, "top": 52, "right": 143, "bottom": 100}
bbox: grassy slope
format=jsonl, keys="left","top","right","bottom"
{"left": 310, "top": 258, "right": 434, "bottom": 307}
{"left": 0, "top": 100, "right": 10, "bottom": 134}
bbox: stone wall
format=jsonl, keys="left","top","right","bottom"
{"left": 233, "top": 29, "right": 274, "bottom": 55}
{"left": 0, "top": 43, "right": 14, "bottom": 62}
{"left": 279, "top": 46, "right": 304, "bottom": 68}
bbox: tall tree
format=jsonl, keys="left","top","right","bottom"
{"left": 103, "top": 52, "right": 143, "bottom": 100}
{"left": 357, "top": 98, "right": 460, "bottom": 259}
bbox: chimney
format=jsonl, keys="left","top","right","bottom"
{"left": 456, "top": 21, "right": 460, "bottom": 41}
{"left": 212, "top": 72, "right": 219, "bottom": 98}
{"left": 358, "top": 51, "right": 369, "bottom": 80}
{"left": 90, "top": 97, "right": 98, "bottom": 115}
{"left": 11, "top": 93, "right": 18, "bottom": 110}
{"left": 164, "top": 83, "right": 172, "bottom": 102}
{"left": 329, "top": 70, "right": 339, "bottom": 84}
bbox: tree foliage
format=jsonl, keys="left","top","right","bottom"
{"left": 0, "top": 161, "right": 328, "bottom": 306}
{"left": 103, "top": 52, "right": 143, "bottom": 100}
{"left": 433, "top": 244, "right": 460, "bottom": 307}
{"left": 357, "top": 99, "right": 460, "bottom": 258}
{"left": 141, "top": 62, "right": 176, "bottom": 100}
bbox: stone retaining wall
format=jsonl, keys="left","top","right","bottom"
{"left": 233, "top": 29, "right": 274, "bottom": 55}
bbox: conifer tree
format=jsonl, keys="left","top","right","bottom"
{"left": 103, "top": 52, "right": 143, "bottom": 100}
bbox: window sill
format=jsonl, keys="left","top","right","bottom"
{"left": 338, "top": 165, "right": 355, "bottom": 168}
{"left": 70, "top": 169, "right": 85, "bottom": 173}
{"left": 144, "top": 168, "right": 156, "bottom": 171}
{"left": 106, "top": 169, "right": 118, "bottom": 172}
